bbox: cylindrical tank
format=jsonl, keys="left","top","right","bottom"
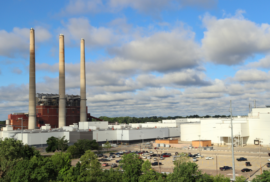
{"left": 160, "top": 143, "right": 165, "bottom": 147}
{"left": 6, "top": 120, "right": 10, "bottom": 125}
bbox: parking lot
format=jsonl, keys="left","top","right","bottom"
{"left": 71, "top": 146, "right": 270, "bottom": 179}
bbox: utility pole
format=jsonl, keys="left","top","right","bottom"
{"left": 230, "top": 100, "right": 236, "bottom": 181}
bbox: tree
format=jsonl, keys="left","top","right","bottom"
{"left": 252, "top": 170, "right": 270, "bottom": 182}
{"left": 139, "top": 160, "right": 162, "bottom": 182}
{"left": 57, "top": 136, "right": 69, "bottom": 153}
{"left": 120, "top": 153, "right": 144, "bottom": 182}
{"left": 0, "top": 138, "right": 40, "bottom": 179}
{"left": 78, "top": 150, "right": 103, "bottom": 181}
{"left": 46, "top": 136, "right": 58, "bottom": 152}
{"left": 67, "top": 139, "right": 99, "bottom": 157}
{"left": 51, "top": 152, "right": 72, "bottom": 181}
{"left": 7, "top": 156, "right": 58, "bottom": 182}
{"left": 103, "top": 168, "right": 123, "bottom": 182}
{"left": 63, "top": 162, "right": 82, "bottom": 182}
{"left": 104, "top": 141, "right": 111, "bottom": 152}
{"left": 166, "top": 162, "right": 202, "bottom": 182}
{"left": 211, "top": 174, "right": 230, "bottom": 182}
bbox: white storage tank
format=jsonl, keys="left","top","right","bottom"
{"left": 160, "top": 143, "right": 165, "bottom": 147}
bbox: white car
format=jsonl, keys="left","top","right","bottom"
{"left": 147, "top": 156, "right": 151, "bottom": 159}
{"left": 142, "top": 156, "right": 147, "bottom": 159}
{"left": 153, "top": 158, "right": 157, "bottom": 161}
{"left": 150, "top": 151, "right": 153, "bottom": 154}
{"left": 205, "top": 157, "right": 213, "bottom": 160}
{"left": 268, "top": 159, "right": 270, "bottom": 161}
{"left": 115, "top": 155, "right": 120, "bottom": 158}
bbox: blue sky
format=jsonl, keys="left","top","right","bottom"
{"left": 1, "top": 0, "right": 270, "bottom": 120}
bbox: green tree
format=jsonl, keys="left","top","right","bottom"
{"left": 63, "top": 162, "right": 81, "bottom": 182}
{"left": 235, "top": 176, "right": 246, "bottom": 182}
{"left": 51, "top": 152, "right": 72, "bottom": 181}
{"left": 252, "top": 169, "right": 270, "bottom": 182}
{"left": 212, "top": 174, "right": 230, "bottom": 182}
{"left": 104, "top": 141, "right": 111, "bottom": 152}
{"left": 0, "top": 138, "right": 40, "bottom": 179}
{"left": 120, "top": 153, "right": 144, "bottom": 182}
{"left": 57, "top": 136, "right": 69, "bottom": 153}
{"left": 103, "top": 168, "right": 123, "bottom": 182}
{"left": 78, "top": 150, "right": 103, "bottom": 181}
{"left": 7, "top": 156, "right": 58, "bottom": 182}
{"left": 46, "top": 136, "right": 58, "bottom": 152}
{"left": 67, "top": 139, "right": 99, "bottom": 157}
{"left": 166, "top": 162, "right": 202, "bottom": 182}
{"left": 139, "top": 160, "right": 162, "bottom": 182}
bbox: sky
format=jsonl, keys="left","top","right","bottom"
{"left": 1, "top": 0, "right": 270, "bottom": 120}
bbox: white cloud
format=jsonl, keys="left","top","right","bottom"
{"left": 108, "top": 28, "right": 202, "bottom": 72}
{"left": 234, "top": 69, "right": 269, "bottom": 82}
{"left": 202, "top": 12, "right": 270, "bottom": 65}
{"left": 0, "top": 27, "right": 51, "bottom": 58}
{"left": 247, "top": 55, "right": 270, "bottom": 69}
{"left": 59, "top": 0, "right": 217, "bottom": 17}
{"left": 59, "top": 18, "right": 117, "bottom": 47}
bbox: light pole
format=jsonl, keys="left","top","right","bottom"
{"left": 230, "top": 100, "right": 236, "bottom": 181}
{"left": 198, "top": 135, "right": 201, "bottom": 156}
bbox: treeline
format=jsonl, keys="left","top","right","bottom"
{"left": 96, "top": 115, "right": 231, "bottom": 123}
{"left": 1, "top": 137, "right": 268, "bottom": 181}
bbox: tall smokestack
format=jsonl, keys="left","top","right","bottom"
{"left": 59, "top": 34, "right": 66, "bottom": 127}
{"left": 28, "top": 28, "right": 36, "bottom": 129}
{"left": 80, "top": 39, "right": 87, "bottom": 121}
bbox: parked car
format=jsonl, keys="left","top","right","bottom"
{"left": 151, "top": 154, "right": 158, "bottom": 157}
{"left": 142, "top": 156, "right": 147, "bottom": 159}
{"left": 102, "top": 163, "right": 109, "bottom": 167}
{"left": 153, "top": 158, "right": 157, "bottom": 161}
{"left": 267, "top": 163, "right": 270, "bottom": 167}
{"left": 241, "top": 168, "right": 252, "bottom": 172}
{"left": 154, "top": 147, "right": 159, "bottom": 149}
{"left": 245, "top": 162, "right": 251, "bottom": 166}
{"left": 193, "top": 158, "right": 197, "bottom": 162}
{"left": 147, "top": 156, "right": 152, "bottom": 159}
{"left": 160, "top": 156, "right": 164, "bottom": 160}
{"left": 115, "top": 155, "right": 120, "bottom": 158}
{"left": 103, "top": 155, "right": 108, "bottom": 158}
{"left": 268, "top": 153, "right": 270, "bottom": 156}
{"left": 150, "top": 151, "right": 153, "bottom": 154}
{"left": 220, "top": 166, "right": 232, "bottom": 171}
{"left": 237, "top": 157, "right": 247, "bottom": 161}
{"left": 110, "top": 153, "right": 115, "bottom": 155}
{"left": 97, "top": 153, "right": 103, "bottom": 157}
{"left": 111, "top": 163, "right": 117, "bottom": 168}
{"left": 163, "top": 155, "right": 170, "bottom": 158}
{"left": 116, "top": 160, "right": 122, "bottom": 163}
{"left": 205, "top": 157, "right": 213, "bottom": 160}
{"left": 152, "top": 162, "right": 162, "bottom": 166}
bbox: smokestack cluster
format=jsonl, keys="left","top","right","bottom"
{"left": 59, "top": 34, "right": 66, "bottom": 128}
{"left": 28, "top": 30, "right": 87, "bottom": 129}
{"left": 28, "top": 28, "right": 36, "bottom": 129}
{"left": 80, "top": 39, "right": 87, "bottom": 121}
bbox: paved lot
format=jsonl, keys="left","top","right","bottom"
{"left": 71, "top": 145, "right": 270, "bottom": 180}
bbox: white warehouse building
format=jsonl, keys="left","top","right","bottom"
{"left": 0, "top": 120, "right": 180, "bottom": 146}
{"left": 181, "top": 107, "right": 270, "bottom": 146}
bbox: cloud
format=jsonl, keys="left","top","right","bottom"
{"left": 59, "top": 0, "right": 217, "bottom": 17}
{"left": 234, "top": 69, "right": 269, "bottom": 82}
{"left": 11, "top": 67, "right": 22, "bottom": 74}
{"left": 247, "top": 55, "right": 270, "bottom": 69}
{"left": 108, "top": 28, "right": 202, "bottom": 73}
{"left": 202, "top": 11, "right": 270, "bottom": 65}
{"left": 0, "top": 26, "right": 51, "bottom": 58}
{"left": 59, "top": 18, "right": 117, "bottom": 47}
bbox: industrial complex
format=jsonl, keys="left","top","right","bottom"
{"left": 0, "top": 28, "right": 269, "bottom": 150}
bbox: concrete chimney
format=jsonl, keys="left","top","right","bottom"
{"left": 80, "top": 39, "right": 87, "bottom": 121}
{"left": 59, "top": 34, "right": 66, "bottom": 127}
{"left": 28, "top": 28, "right": 36, "bottom": 129}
